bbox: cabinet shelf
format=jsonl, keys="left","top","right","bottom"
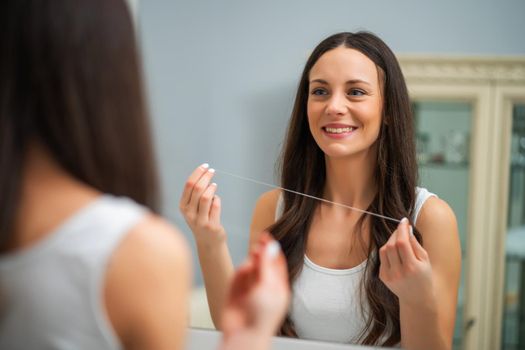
{"left": 418, "top": 161, "right": 469, "bottom": 169}
{"left": 511, "top": 163, "right": 525, "bottom": 171}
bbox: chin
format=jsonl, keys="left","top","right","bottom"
{"left": 320, "top": 145, "right": 361, "bottom": 158}
{"left": 319, "top": 140, "right": 377, "bottom": 160}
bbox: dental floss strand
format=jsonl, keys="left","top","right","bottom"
{"left": 213, "top": 168, "right": 402, "bottom": 224}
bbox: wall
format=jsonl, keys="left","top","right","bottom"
{"left": 137, "top": 0, "right": 525, "bottom": 283}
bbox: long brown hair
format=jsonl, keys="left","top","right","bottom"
{"left": 0, "top": 0, "right": 159, "bottom": 248}
{"left": 269, "top": 32, "right": 420, "bottom": 346}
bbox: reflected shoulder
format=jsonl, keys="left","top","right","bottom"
{"left": 254, "top": 189, "right": 281, "bottom": 221}
{"left": 414, "top": 195, "right": 461, "bottom": 343}
{"left": 257, "top": 189, "right": 282, "bottom": 208}
{"left": 416, "top": 196, "right": 457, "bottom": 234}
{"left": 249, "top": 189, "right": 281, "bottom": 248}
{"left": 416, "top": 196, "right": 461, "bottom": 269}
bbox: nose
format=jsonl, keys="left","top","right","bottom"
{"left": 325, "top": 92, "right": 347, "bottom": 116}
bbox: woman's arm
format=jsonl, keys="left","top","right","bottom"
{"left": 379, "top": 197, "right": 461, "bottom": 350}
{"left": 105, "top": 216, "right": 192, "bottom": 350}
{"left": 180, "top": 164, "right": 234, "bottom": 329}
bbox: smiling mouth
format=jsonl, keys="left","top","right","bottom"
{"left": 323, "top": 126, "right": 357, "bottom": 134}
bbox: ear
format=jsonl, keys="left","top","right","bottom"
{"left": 382, "top": 113, "right": 389, "bottom": 126}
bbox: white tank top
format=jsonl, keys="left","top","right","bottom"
{"left": 275, "top": 187, "right": 436, "bottom": 343}
{"left": 0, "top": 195, "right": 148, "bottom": 350}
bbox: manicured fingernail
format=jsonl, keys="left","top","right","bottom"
{"left": 201, "top": 163, "right": 209, "bottom": 169}
{"left": 208, "top": 168, "right": 215, "bottom": 174}
{"left": 266, "top": 241, "right": 281, "bottom": 259}
{"left": 401, "top": 217, "right": 408, "bottom": 224}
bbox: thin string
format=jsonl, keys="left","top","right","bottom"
{"left": 214, "top": 168, "right": 401, "bottom": 224}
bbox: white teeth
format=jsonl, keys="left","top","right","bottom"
{"left": 325, "top": 127, "right": 355, "bottom": 134}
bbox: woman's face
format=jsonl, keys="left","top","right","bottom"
{"left": 307, "top": 46, "right": 383, "bottom": 159}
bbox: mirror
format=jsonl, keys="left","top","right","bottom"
{"left": 137, "top": 1, "right": 525, "bottom": 349}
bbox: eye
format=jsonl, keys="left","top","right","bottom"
{"left": 348, "top": 89, "right": 366, "bottom": 96}
{"left": 311, "top": 88, "right": 328, "bottom": 96}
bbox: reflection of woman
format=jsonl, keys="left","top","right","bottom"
{"left": 182, "top": 32, "right": 461, "bottom": 349}
{"left": 0, "top": 1, "right": 288, "bottom": 349}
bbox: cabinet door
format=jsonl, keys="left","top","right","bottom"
{"left": 401, "top": 56, "right": 525, "bottom": 350}
{"left": 407, "top": 82, "right": 495, "bottom": 350}
{"left": 502, "top": 104, "right": 525, "bottom": 350}
{"left": 412, "top": 101, "right": 472, "bottom": 350}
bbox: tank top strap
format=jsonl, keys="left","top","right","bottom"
{"left": 413, "top": 187, "right": 438, "bottom": 225}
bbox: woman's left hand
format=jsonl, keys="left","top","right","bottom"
{"left": 222, "top": 232, "right": 290, "bottom": 340}
{"left": 379, "top": 218, "right": 435, "bottom": 308}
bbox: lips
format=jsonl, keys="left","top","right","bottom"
{"left": 321, "top": 124, "right": 358, "bottom": 139}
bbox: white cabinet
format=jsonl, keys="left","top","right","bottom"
{"left": 399, "top": 56, "right": 525, "bottom": 350}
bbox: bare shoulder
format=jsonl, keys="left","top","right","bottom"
{"left": 255, "top": 189, "right": 282, "bottom": 214}
{"left": 107, "top": 214, "right": 192, "bottom": 292}
{"left": 416, "top": 196, "right": 457, "bottom": 236}
{"left": 121, "top": 215, "right": 191, "bottom": 263}
{"left": 416, "top": 196, "right": 461, "bottom": 271}
{"left": 249, "top": 189, "right": 281, "bottom": 249}
{"left": 105, "top": 215, "right": 192, "bottom": 348}
{"left": 415, "top": 195, "right": 462, "bottom": 341}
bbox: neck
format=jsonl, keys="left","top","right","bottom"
{"left": 19, "top": 142, "right": 83, "bottom": 200}
{"left": 323, "top": 146, "right": 377, "bottom": 209}
{"left": 9, "top": 142, "right": 98, "bottom": 250}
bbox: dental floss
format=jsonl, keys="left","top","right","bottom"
{"left": 213, "top": 168, "right": 402, "bottom": 224}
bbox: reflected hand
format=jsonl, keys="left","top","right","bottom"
{"left": 222, "top": 232, "right": 290, "bottom": 340}
{"left": 179, "top": 164, "right": 226, "bottom": 246}
{"left": 379, "top": 218, "right": 435, "bottom": 307}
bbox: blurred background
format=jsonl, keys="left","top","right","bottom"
{"left": 133, "top": 1, "right": 525, "bottom": 349}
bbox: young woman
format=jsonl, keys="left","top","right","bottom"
{"left": 181, "top": 32, "right": 461, "bottom": 349}
{"left": 0, "top": 1, "right": 288, "bottom": 349}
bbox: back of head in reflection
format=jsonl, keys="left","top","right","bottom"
{"left": 0, "top": 1, "right": 188, "bottom": 349}
{"left": 0, "top": 1, "right": 291, "bottom": 349}
{"left": 0, "top": 0, "right": 158, "bottom": 216}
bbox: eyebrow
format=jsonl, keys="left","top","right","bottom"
{"left": 310, "top": 78, "right": 372, "bottom": 86}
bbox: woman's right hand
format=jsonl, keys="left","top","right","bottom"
{"left": 179, "top": 164, "right": 226, "bottom": 247}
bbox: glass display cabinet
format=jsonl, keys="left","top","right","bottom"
{"left": 503, "top": 104, "right": 525, "bottom": 350}
{"left": 412, "top": 100, "right": 471, "bottom": 349}
{"left": 399, "top": 56, "right": 525, "bottom": 350}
